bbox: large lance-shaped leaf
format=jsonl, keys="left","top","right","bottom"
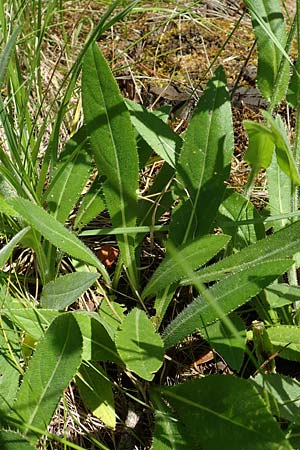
{"left": 40, "top": 272, "right": 99, "bottom": 310}
{"left": 180, "top": 218, "right": 300, "bottom": 285}
{"left": 8, "top": 197, "right": 110, "bottom": 284}
{"left": 169, "top": 66, "right": 233, "bottom": 244}
{"left": 12, "top": 313, "right": 82, "bottom": 440}
{"left": 245, "top": 0, "right": 290, "bottom": 104}
{"left": 160, "top": 376, "right": 292, "bottom": 450}
{"left": 82, "top": 43, "right": 139, "bottom": 289}
{"left": 163, "top": 259, "right": 293, "bottom": 349}
{"left": 115, "top": 308, "right": 164, "bottom": 381}
{"left": 142, "top": 234, "right": 230, "bottom": 299}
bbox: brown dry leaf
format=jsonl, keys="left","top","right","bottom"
{"left": 194, "top": 349, "right": 215, "bottom": 366}
{"left": 96, "top": 245, "right": 119, "bottom": 267}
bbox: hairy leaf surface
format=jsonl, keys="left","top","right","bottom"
{"left": 82, "top": 43, "right": 139, "bottom": 289}
{"left": 115, "top": 308, "right": 164, "bottom": 380}
{"left": 40, "top": 272, "right": 99, "bottom": 310}
{"left": 163, "top": 259, "right": 293, "bottom": 349}
{"left": 169, "top": 66, "right": 233, "bottom": 244}
{"left": 160, "top": 376, "right": 292, "bottom": 450}
{"left": 12, "top": 313, "right": 82, "bottom": 440}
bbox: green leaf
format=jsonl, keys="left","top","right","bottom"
{"left": 245, "top": 0, "right": 290, "bottom": 104}
{"left": 265, "top": 283, "right": 300, "bottom": 308}
{"left": 217, "top": 191, "right": 265, "bottom": 251}
{"left": 243, "top": 121, "right": 275, "bottom": 171}
{"left": 8, "top": 197, "right": 110, "bottom": 283}
{"left": 12, "top": 313, "right": 82, "bottom": 440}
{"left": 1, "top": 305, "right": 120, "bottom": 363}
{"left": 115, "top": 308, "right": 164, "bottom": 381}
{"left": 40, "top": 272, "right": 99, "bottom": 310}
{"left": 73, "top": 174, "right": 106, "bottom": 231}
{"left": 252, "top": 373, "right": 300, "bottom": 425}
{"left": 160, "top": 376, "right": 292, "bottom": 450}
{"left": 163, "top": 259, "right": 293, "bottom": 349}
{"left": 0, "top": 318, "right": 21, "bottom": 415}
{"left": 150, "top": 389, "right": 195, "bottom": 449}
{"left": 263, "top": 111, "right": 300, "bottom": 186}
{"left": 266, "top": 325, "right": 300, "bottom": 361}
{"left": 170, "top": 66, "right": 233, "bottom": 244}
{"left": 45, "top": 126, "right": 92, "bottom": 224}
{"left": 82, "top": 43, "right": 139, "bottom": 289}
{"left": 98, "top": 300, "right": 124, "bottom": 334}
{"left": 77, "top": 362, "right": 116, "bottom": 429}
{"left": 0, "top": 227, "right": 30, "bottom": 269}
{"left": 1, "top": 308, "right": 59, "bottom": 342}
{"left": 266, "top": 152, "right": 292, "bottom": 232}
{"left": 142, "top": 234, "right": 231, "bottom": 299}
{"left": 206, "top": 313, "right": 246, "bottom": 371}
{"left": 74, "top": 312, "right": 121, "bottom": 364}
{"left": 287, "top": 59, "right": 300, "bottom": 108}
{"left": 182, "top": 219, "right": 300, "bottom": 285}
{"left": 0, "top": 430, "right": 36, "bottom": 450}
{"left": 125, "top": 99, "right": 182, "bottom": 168}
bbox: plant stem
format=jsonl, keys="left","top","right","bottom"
{"left": 243, "top": 167, "right": 257, "bottom": 199}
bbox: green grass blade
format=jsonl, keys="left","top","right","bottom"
{"left": 0, "top": 27, "right": 19, "bottom": 87}
{"left": 82, "top": 44, "right": 139, "bottom": 290}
